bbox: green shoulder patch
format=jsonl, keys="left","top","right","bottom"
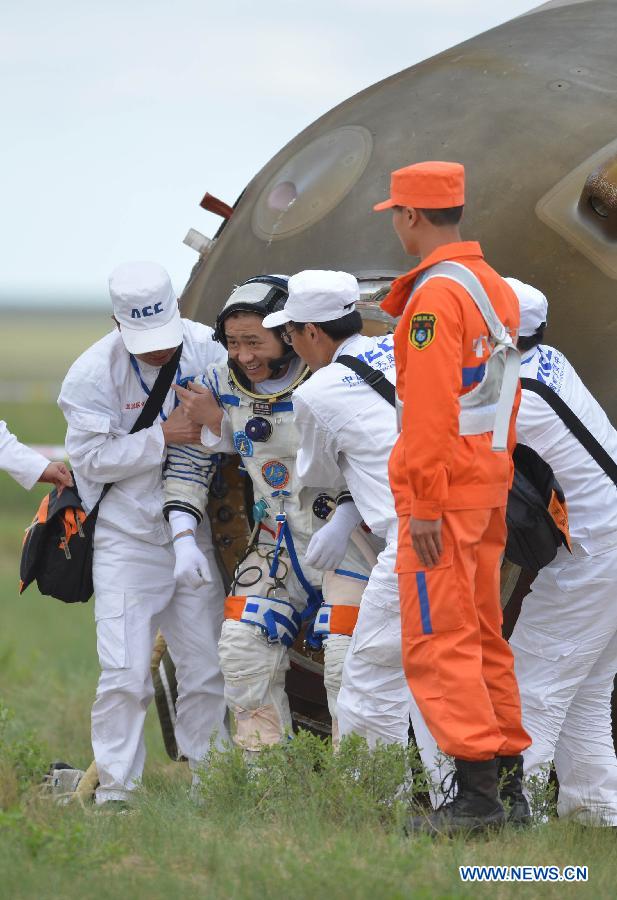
{"left": 409, "top": 312, "right": 437, "bottom": 350}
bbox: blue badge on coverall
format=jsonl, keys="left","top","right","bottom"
{"left": 234, "top": 431, "right": 253, "bottom": 457}
{"left": 261, "top": 460, "right": 289, "bottom": 488}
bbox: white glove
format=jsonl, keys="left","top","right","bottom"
{"left": 173, "top": 534, "right": 212, "bottom": 589}
{"left": 304, "top": 501, "right": 363, "bottom": 571}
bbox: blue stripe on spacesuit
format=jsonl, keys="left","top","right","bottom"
{"left": 162, "top": 472, "right": 212, "bottom": 487}
{"left": 415, "top": 572, "right": 433, "bottom": 635}
{"left": 334, "top": 568, "right": 370, "bottom": 582}
{"left": 167, "top": 445, "right": 214, "bottom": 462}
{"left": 218, "top": 394, "right": 240, "bottom": 406}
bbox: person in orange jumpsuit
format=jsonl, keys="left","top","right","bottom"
{"left": 374, "top": 161, "right": 531, "bottom": 835}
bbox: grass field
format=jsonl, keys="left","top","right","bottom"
{"left": 0, "top": 312, "right": 613, "bottom": 898}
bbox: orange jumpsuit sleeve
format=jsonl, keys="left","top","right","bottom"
{"left": 400, "top": 282, "right": 464, "bottom": 520}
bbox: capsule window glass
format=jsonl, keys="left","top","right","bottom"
{"left": 251, "top": 126, "right": 373, "bottom": 242}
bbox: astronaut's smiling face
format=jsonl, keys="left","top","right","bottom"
{"left": 224, "top": 312, "right": 287, "bottom": 383}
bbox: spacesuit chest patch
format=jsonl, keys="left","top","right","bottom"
{"left": 409, "top": 312, "right": 437, "bottom": 350}
{"left": 234, "top": 431, "right": 254, "bottom": 457}
{"left": 261, "top": 460, "right": 289, "bottom": 488}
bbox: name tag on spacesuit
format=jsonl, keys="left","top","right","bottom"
{"left": 253, "top": 401, "right": 273, "bottom": 416}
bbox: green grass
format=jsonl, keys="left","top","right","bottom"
{"left": 0, "top": 317, "right": 612, "bottom": 897}
{"left": 0, "top": 310, "right": 110, "bottom": 403}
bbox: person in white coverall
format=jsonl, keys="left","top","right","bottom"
{"left": 58, "top": 261, "right": 229, "bottom": 806}
{"left": 262, "top": 269, "right": 441, "bottom": 787}
{"left": 507, "top": 277, "right": 617, "bottom": 825}
{"left": 165, "top": 274, "right": 373, "bottom": 749}
{"left": 0, "top": 420, "right": 72, "bottom": 492}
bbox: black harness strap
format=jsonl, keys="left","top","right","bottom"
{"left": 96, "top": 343, "right": 184, "bottom": 507}
{"left": 521, "top": 376, "right": 617, "bottom": 488}
{"left": 336, "top": 354, "right": 396, "bottom": 408}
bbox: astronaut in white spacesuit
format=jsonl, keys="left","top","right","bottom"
{"left": 165, "top": 275, "right": 374, "bottom": 750}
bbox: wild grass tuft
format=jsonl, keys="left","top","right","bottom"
{"left": 197, "top": 730, "right": 432, "bottom": 832}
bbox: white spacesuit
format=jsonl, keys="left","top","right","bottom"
{"left": 164, "top": 276, "right": 373, "bottom": 750}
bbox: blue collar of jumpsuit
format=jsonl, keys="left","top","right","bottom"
{"left": 129, "top": 354, "right": 182, "bottom": 422}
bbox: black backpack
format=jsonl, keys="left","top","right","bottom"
{"left": 19, "top": 346, "right": 182, "bottom": 603}
{"left": 505, "top": 443, "right": 570, "bottom": 570}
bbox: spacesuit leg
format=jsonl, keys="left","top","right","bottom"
{"left": 320, "top": 577, "right": 363, "bottom": 745}
{"left": 218, "top": 619, "right": 292, "bottom": 750}
{"left": 91, "top": 524, "right": 174, "bottom": 804}
{"left": 158, "top": 523, "right": 229, "bottom": 771}
{"left": 218, "top": 546, "right": 297, "bottom": 751}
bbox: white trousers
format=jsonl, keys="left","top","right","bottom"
{"left": 337, "top": 537, "right": 445, "bottom": 797}
{"left": 91, "top": 522, "right": 228, "bottom": 803}
{"left": 510, "top": 544, "right": 617, "bottom": 824}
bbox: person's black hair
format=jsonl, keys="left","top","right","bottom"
{"left": 292, "top": 310, "right": 363, "bottom": 341}
{"left": 518, "top": 323, "right": 546, "bottom": 353}
{"left": 392, "top": 204, "right": 464, "bottom": 225}
{"left": 418, "top": 206, "right": 464, "bottom": 226}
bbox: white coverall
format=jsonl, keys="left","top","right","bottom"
{"left": 292, "top": 332, "right": 441, "bottom": 782}
{"left": 164, "top": 358, "right": 373, "bottom": 748}
{"left": 512, "top": 343, "right": 617, "bottom": 824}
{"left": 0, "top": 420, "right": 49, "bottom": 488}
{"left": 58, "top": 321, "right": 229, "bottom": 803}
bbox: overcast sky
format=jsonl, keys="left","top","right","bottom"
{"left": 1, "top": 0, "right": 540, "bottom": 306}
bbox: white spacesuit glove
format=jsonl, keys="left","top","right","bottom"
{"left": 304, "top": 501, "right": 363, "bottom": 571}
{"left": 168, "top": 509, "right": 212, "bottom": 589}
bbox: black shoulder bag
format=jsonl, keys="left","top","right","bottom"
{"left": 19, "top": 345, "right": 182, "bottom": 603}
{"left": 504, "top": 376, "right": 617, "bottom": 570}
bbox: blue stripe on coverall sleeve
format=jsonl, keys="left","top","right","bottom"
{"left": 415, "top": 572, "right": 433, "bottom": 635}
{"left": 461, "top": 363, "right": 486, "bottom": 387}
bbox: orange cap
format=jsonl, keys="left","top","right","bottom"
{"left": 373, "top": 161, "right": 465, "bottom": 211}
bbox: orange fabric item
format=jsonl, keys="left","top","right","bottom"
{"left": 328, "top": 604, "right": 360, "bottom": 636}
{"left": 224, "top": 595, "right": 247, "bottom": 620}
{"left": 384, "top": 241, "right": 520, "bottom": 521}
{"left": 387, "top": 240, "right": 528, "bottom": 760}
{"left": 373, "top": 161, "right": 465, "bottom": 211}
{"left": 398, "top": 507, "right": 531, "bottom": 759}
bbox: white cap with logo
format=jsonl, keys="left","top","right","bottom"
{"left": 109, "top": 261, "right": 183, "bottom": 354}
{"left": 262, "top": 270, "right": 359, "bottom": 328}
{"left": 505, "top": 277, "right": 548, "bottom": 338}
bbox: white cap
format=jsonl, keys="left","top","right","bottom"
{"left": 505, "top": 277, "right": 548, "bottom": 338}
{"left": 109, "top": 261, "right": 183, "bottom": 354}
{"left": 262, "top": 270, "right": 359, "bottom": 328}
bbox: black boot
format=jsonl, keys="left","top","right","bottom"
{"left": 497, "top": 754, "right": 531, "bottom": 826}
{"left": 407, "top": 758, "right": 506, "bottom": 837}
